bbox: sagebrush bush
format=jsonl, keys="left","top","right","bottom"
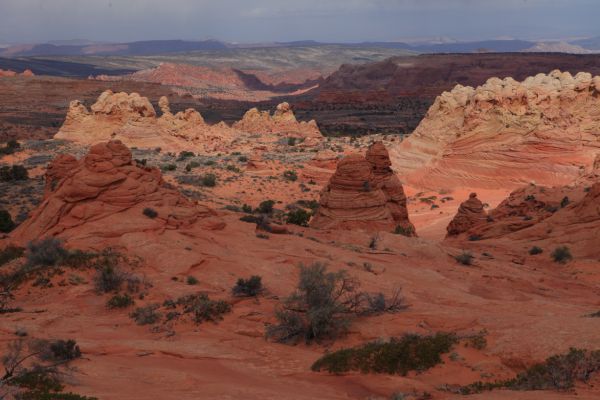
{"left": 266, "top": 263, "right": 358, "bottom": 343}
{"left": 459, "top": 348, "right": 600, "bottom": 394}
{"left": 26, "top": 238, "right": 68, "bottom": 268}
{"left": 0, "top": 164, "right": 28, "bottom": 181}
{"left": 232, "top": 275, "right": 263, "bottom": 297}
{"left": 106, "top": 293, "right": 134, "bottom": 309}
{"left": 0, "top": 245, "right": 24, "bottom": 267}
{"left": 311, "top": 333, "right": 457, "bottom": 375}
{"left": 93, "top": 264, "right": 124, "bottom": 293}
{"left": 176, "top": 293, "right": 231, "bottom": 324}
{"left": 130, "top": 304, "right": 161, "bottom": 325}
{"left": 551, "top": 246, "right": 572, "bottom": 264}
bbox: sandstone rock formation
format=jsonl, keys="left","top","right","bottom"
{"left": 43, "top": 154, "right": 78, "bottom": 198}
{"left": 311, "top": 142, "right": 415, "bottom": 234}
{"left": 55, "top": 91, "right": 322, "bottom": 152}
{"left": 446, "top": 193, "right": 487, "bottom": 237}
{"left": 10, "top": 140, "right": 224, "bottom": 248}
{"left": 390, "top": 70, "right": 600, "bottom": 189}
{"left": 55, "top": 90, "right": 237, "bottom": 153}
{"left": 233, "top": 102, "right": 322, "bottom": 144}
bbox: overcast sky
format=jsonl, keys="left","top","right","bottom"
{"left": 0, "top": 0, "right": 599, "bottom": 44}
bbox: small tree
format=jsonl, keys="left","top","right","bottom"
{"left": 266, "top": 263, "right": 360, "bottom": 343}
{"left": 286, "top": 208, "right": 311, "bottom": 226}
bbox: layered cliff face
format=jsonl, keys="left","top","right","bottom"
{"left": 9, "top": 140, "right": 224, "bottom": 249}
{"left": 55, "top": 91, "right": 322, "bottom": 152}
{"left": 390, "top": 70, "right": 600, "bottom": 189}
{"left": 311, "top": 142, "right": 415, "bottom": 234}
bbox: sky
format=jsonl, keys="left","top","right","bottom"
{"left": 0, "top": 0, "right": 599, "bottom": 44}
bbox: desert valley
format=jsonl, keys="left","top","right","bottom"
{"left": 1, "top": 2, "right": 600, "bottom": 400}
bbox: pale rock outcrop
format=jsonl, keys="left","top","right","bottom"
{"left": 233, "top": 102, "right": 322, "bottom": 144}
{"left": 56, "top": 90, "right": 235, "bottom": 153}
{"left": 446, "top": 193, "right": 487, "bottom": 237}
{"left": 10, "top": 140, "right": 224, "bottom": 248}
{"left": 390, "top": 70, "right": 600, "bottom": 189}
{"left": 311, "top": 142, "right": 415, "bottom": 234}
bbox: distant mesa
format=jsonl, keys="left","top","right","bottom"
{"left": 55, "top": 90, "right": 322, "bottom": 153}
{"left": 9, "top": 140, "right": 224, "bottom": 250}
{"left": 311, "top": 141, "right": 415, "bottom": 234}
{"left": 0, "top": 68, "right": 34, "bottom": 77}
{"left": 390, "top": 70, "right": 600, "bottom": 189}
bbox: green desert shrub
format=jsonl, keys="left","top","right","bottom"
{"left": 286, "top": 208, "right": 311, "bottom": 226}
{"left": 232, "top": 275, "right": 263, "bottom": 297}
{"left": 311, "top": 333, "right": 457, "bottom": 375}
{"left": 393, "top": 225, "right": 414, "bottom": 237}
{"left": 93, "top": 264, "right": 125, "bottom": 293}
{"left": 257, "top": 200, "right": 275, "bottom": 214}
{"left": 0, "top": 139, "right": 20, "bottom": 155}
{"left": 454, "top": 251, "right": 474, "bottom": 266}
{"left": 201, "top": 173, "right": 217, "bottom": 187}
{"left": 551, "top": 246, "right": 572, "bottom": 264}
{"left": 459, "top": 348, "right": 600, "bottom": 394}
{"left": 186, "top": 276, "right": 199, "bottom": 285}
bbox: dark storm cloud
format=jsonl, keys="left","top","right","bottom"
{"left": 0, "top": 0, "right": 598, "bottom": 43}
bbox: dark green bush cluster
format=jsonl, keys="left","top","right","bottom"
{"left": 201, "top": 173, "right": 217, "bottom": 187}
{"left": 286, "top": 208, "right": 311, "bottom": 226}
{"left": 226, "top": 165, "right": 241, "bottom": 173}
{"left": 185, "top": 161, "right": 200, "bottom": 171}
{"left": 160, "top": 163, "right": 177, "bottom": 172}
{"left": 177, "top": 151, "right": 195, "bottom": 161}
{"left": 232, "top": 275, "right": 263, "bottom": 297}
{"left": 0, "top": 139, "right": 20, "bottom": 155}
{"left": 0, "top": 209, "right": 15, "bottom": 233}
{"left": 311, "top": 333, "right": 457, "bottom": 375}
{"left": 551, "top": 246, "right": 572, "bottom": 264}
{"left": 26, "top": 238, "right": 68, "bottom": 268}
{"left": 257, "top": 200, "right": 275, "bottom": 214}
{"left": 142, "top": 207, "right": 158, "bottom": 218}
{"left": 458, "top": 348, "right": 600, "bottom": 394}
{"left": 393, "top": 225, "right": 414, "bottom": 237}
{"left": 0, "top": 164, "right": 28, "bottom": 181}
{"left": 130, "top": 304, "right": 161, "bottom": 325}
{"left": 529, "top": 246, "right": 543, "bottom": 255}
